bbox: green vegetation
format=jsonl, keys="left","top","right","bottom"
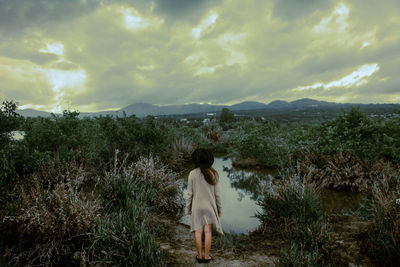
{"left": 256, "top": 175, "right": 334, "bottom": 266}
{"left": 356, "top": 171, "right": 400, "bottom": 266}
{"left": 1, "top": 100, "right": 399, "bottom": 265}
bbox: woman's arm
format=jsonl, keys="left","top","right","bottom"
{"left": 185, "top": 172, "right": 194, "bottom": 215}
{"left": 215, "top": 174, "right": 222, "bottom": 217}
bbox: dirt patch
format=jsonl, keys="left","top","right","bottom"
{"left": 158, "top": 218, "right": 278, "bottom": 266}
{"left": 329, "top": 216, "right": 374, "bottom": 266}
{"left": 156, "top": 216, "right": 377, "bottom": 266}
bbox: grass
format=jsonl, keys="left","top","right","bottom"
{"left": 255, "top": 173, "right": 335, "bottom": 266}
{"left": 357, "top": 171, "right": 400, "bottom": 266}
{"left": 0, "top": 151, "right": 184, "bottom": 266}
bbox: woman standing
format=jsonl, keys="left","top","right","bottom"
{"left": 186, "top": 148, "right": 223, "bottom": 263}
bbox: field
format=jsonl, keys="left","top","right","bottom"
{"left": 1, "top": 100, "right": 400, "bottom": 266}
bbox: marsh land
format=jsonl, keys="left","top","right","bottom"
{"left": 1, "top": 100, "right": 399, "bottom": 266}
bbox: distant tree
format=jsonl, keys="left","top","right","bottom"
{"left": 220, "top": 108, "right": 235, "bottom": 124}
{"left": 0, "top": 100, "right": 21, "bottom": 183}
{"left": 0, "top": 100, "right": 21, "bottom": 145}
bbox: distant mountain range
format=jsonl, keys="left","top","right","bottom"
{"left": 16, "top": 98, "right": 400, "bottom": 118}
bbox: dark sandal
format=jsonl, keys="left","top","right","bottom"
{"left": 196, "top": 255, "right": 204, "bottom": 263}
{"left": 204, "top": 256, "right": 212, "bottom": 263}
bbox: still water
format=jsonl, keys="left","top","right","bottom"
{"left": 181, "top": 157, "right": 365, "bottom": 234}
{"left": 181, "top": 157, "right": 275, "bottom": 234}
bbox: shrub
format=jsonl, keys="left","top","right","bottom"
{"left": 295, "top": 152, "right": 400, "bottom": 192}
{"left": 231, "top": 122, "right": 290, "bottom": 168}
{"left": 134, "top": 154, "right": 184, "bottom": 216}
{"left": 360, "top": 171, "right": 400, "bottom": 266}
{"left": 2, "top": 161, "right": 101, "bottom": 266}
{"left": 93, "top": 153, "right": 163, "bottom": 266}
{"left": 169, "top": 136, "right": 196, "bottom": 170}
{"left": 256, "top": 174, "right": 334, "bottom": 265}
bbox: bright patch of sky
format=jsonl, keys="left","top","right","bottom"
{"left": 121, "top": 7, "right": 163, "bottom": 30}
{"left": 39, "top": 43, "right": 64, "bottom": 56}
{"left": 314, "top": 3, "right": 349, "bottom": 33}
{"left": 313, "top": 3, "right": 376, "bottom": 49}
{"left": 293, "top": 64, "right": 380, "bottom": 91}
{"left": 41, "top": 68, "right": 86, "bottom": 112}
{"left": 217, "top": 33, "right": 247, "bottom": 66}
{"left": 192, "top": 11, "right": 218, "bottom": 39}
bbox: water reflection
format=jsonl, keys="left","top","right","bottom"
{"left": 180, "top": 157, "right": 365, "bottom": 233}
{"left": 223, "top": 166, "right": 277, "bottom": 201}
{"left": 181, "top": 157, "right": 265, "bottom": 233}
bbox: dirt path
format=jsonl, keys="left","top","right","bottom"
{"left": 158, "top": 218, "right": 277, "bottom": 266}
{"left": 157, "top": 216, "right": 377, "bottom": 266}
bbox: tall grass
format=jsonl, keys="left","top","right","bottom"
{"left": 256, "top": 174, "right": 334, "bottom": 266}
{"left": 2, "top": 160, "right": 101, "bottom": 266}
{"left": 358, "top": 171, "right": 400, "bottom": 266}
{"left": 1, "top": 151, "right": 183, "bottom": 266}
{"left": 91, "top": 151, "right": 183, "bottom": 266}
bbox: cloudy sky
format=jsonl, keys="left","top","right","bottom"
{"left": 0, "top": 0, "right": 399, "bottom": 112}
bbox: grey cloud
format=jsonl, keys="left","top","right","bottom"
{"left": 0, "top": 0, "right": 99, "bottom": 37}
{"left": 272, "top": 0, "right": 335, "bottom": 20}
{"left": 153, "top": 0, "right": 222, "bottom": 24}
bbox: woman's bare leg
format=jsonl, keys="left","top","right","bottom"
{"left": 204, "top": 224, "right": 212, "bottom": 260}
{"left": 194, "top": 228, "right": 203, "bottom": 259}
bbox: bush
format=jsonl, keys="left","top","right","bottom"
{"left": 256, "top": 174, "right": 333, "bottom": 265}
{"left": 231, "top": 121, "right": 290, "bottom": 168}
{"left": 133, "top": 154, "right": 184, "bottom": 216}
{"left": 93, "top": 153, "right": 165, "bottom": 266}
{"left": 359, "top": 172, "right": 400, "bottom": 266}
{"left": 313, "top": 107, "right": 400, "bottom": 162}
{"left": 295, "top": 152, "right": 400, "bottom": 192}
{"left": 2, "top": 161, "right": 101, "bottom": 266}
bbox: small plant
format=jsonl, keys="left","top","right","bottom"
{"left": 278, "top": 243, "right": 322, "bottom": 267}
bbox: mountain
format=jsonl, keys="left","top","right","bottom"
{"left": 267, "top": 100, "right": 290, "bottom": 109}
{"left": 119, "top": 103, "right": 229, "bottom": 117}
{"left": 16, "top": 109, "right": 58, "bottom": 117}
{"left": 230, "top": 101, "right": 268, "bottom": 111}
{"left": 16, "top": 98, "right": 399, "bottom": 118}
{"left": 290, "top": 98, "right": 335, "bottom": 108}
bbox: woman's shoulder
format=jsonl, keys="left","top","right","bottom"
{"left": 189, "top": 168, "right": 200, "bottom": 177}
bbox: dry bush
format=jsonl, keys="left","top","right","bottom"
{"left": 172, "top": 136, "right": 196, "bottom": 160}
{"left": 255, "top": 173, "right": 335, "bottom": 265}
{"left": 134, "top": 154, "right": 184, "bottom": 216}
{"left": 169, "top": 136, "right": 196, "bottom": 169}
{"left": 361, "top": 172, "right": 400, "bottom": 265}
{"left": 207, "top": 128, "right": 221, "bottom": 142}
{"left": 3, "top": 161, "right": 101, "bottom": 266}
{"left": 296, "top": 151, "right": 400, "bottom": 192}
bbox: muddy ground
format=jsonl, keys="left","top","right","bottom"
{"left": 156, "top": 216, "right": 375, "bottom": 267}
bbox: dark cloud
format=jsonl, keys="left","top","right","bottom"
{"left": 153, "top": 0, "right": 222, "bottom": 24}
{"left": 0, "top": 0, "right": 100, "bottom": 37}
{"left": 272, "top": 0, "right": 334, "bottom": 20}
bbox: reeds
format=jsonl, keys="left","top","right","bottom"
{"left": 359, "top": 171, "right": 400, "bottom": 265}
{"left": 255, "top": 173, "right": 334, "bottom": 266}
{"left": 2, "top": 160, "right": 101, "bottom": 266}
{"left": 1, "top": 151, "right": 183, "bottom": 266}
{"left": 296, "top": 151, "right": 400, "bottom": 192}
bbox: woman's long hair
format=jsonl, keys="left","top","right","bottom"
{"left": 200, "top": 167, "right": 218, "bottom": 185}
{"left": 192, "top": 148, "right": 219, "bottom": 185}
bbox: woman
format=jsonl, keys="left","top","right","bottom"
{"left": 186, "top": 148, "right": 223, "bottom": 264}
